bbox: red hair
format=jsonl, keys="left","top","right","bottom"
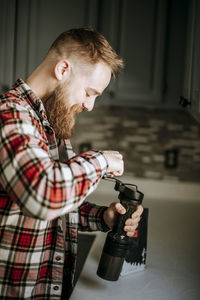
{"left": 48, "top": 27, "right": 124, "bottom": 77}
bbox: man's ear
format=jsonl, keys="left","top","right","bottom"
{"left": 54, "top": 60, "right": 70, "bottom": 81}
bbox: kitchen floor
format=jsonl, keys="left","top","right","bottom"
{"left": 70, "top": 197, "right": 200, "bottom": 300}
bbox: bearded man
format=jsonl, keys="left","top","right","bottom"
{"left": 0, "top": 27, "right": 143, "bottom": 299}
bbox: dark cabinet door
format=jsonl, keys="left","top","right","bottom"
{"left": 14, "top": 0, "right": 100, "bottom": 80}
{"left": 98, "top": 0, "right": 167, "bottom": 106}
{"left": 182, "top": 0, "right": 200, "bottom": 123}
{"left": 0, "top": 0, "right": 16, "bottom": 91}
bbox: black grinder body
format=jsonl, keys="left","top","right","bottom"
{"left": 97, "top": 179, "right": 144, "bottom": 281}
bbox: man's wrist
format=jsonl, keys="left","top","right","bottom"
{"left": 100, "top": 207, "right": 111, "bottom": 232}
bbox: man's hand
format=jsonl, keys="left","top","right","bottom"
{"left": 103, "top": 203, "right": 143, "bottom": 237}
{"left": 102, "top": 150, "right": 124, "bottom": 177}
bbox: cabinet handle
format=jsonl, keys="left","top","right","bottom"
{"left": 179, "top": 96, "right": 191, "bottom": 107}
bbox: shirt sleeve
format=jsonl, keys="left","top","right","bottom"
{"left": 78, "top": 202, "right": 110, "bottom": 232}
{"left": 0, "top": 99, "right": 108, "bottom": 220}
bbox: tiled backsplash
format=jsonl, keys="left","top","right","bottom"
{"left": 71, "top": 105, "right": 200, "bottom": 183}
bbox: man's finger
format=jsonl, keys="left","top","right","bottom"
{"left": 115, "top": 203, "right": 126, "bottom": 214}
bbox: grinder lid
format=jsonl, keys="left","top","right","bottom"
{"left": 115, "top": 181, "right": 144, "bottom": 203}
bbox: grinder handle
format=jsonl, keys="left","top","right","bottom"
{"left": 112, "top": 199, "right": 138, "bottom": 236}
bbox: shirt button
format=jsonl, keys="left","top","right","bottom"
{"left": 56, "top": 256, "right": 61, "bottom": 261}
{"left": 53, "top": 286, "right": 59, "bottom": 291}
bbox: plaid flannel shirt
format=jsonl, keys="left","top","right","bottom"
{"left": 0, "top": 79, "right": 109, "bottom": 299}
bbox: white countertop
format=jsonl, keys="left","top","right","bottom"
{"left": 70, "top": 178, "right": 200, "bottom": 300}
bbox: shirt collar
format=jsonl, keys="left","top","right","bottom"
{"left": 13, "top": 78, "right": 48, "bottom": 121}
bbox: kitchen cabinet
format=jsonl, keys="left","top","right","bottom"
{"left": 0, "top": 0, "right": 100, "bottom": 89}
{"left": 98, "top": 0, "right": 167, "bottom": 107}
{"left": 0, "top": 0, "right": 16, "bottom": 91}
{"left": 99, "top": 0, "right": 188, "bottom": 108}
{"left": 181, "top": 0, "right": 200, "bottom": 123}
{"left": 14, "top": 0, "right": 100, "bottom": 80}
{"left": 0, "top": 0, "right": 189, "bottom": 110}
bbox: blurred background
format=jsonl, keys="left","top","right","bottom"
{"left": 0, "top": 1, "right": 200, "bottom": 299}
{"left": 0, "top": 0, "right": 199, "bottom": 184}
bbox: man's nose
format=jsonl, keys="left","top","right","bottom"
{"left": 83, "top": 97, "right": 96, "bottom": 111}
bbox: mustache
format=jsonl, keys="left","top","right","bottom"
{"left": 71, "top": 104, "right": 84, "bottom": 114}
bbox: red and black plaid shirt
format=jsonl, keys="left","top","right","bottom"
{"left": 0, "top": 79, "right": 108, "bottom": 299}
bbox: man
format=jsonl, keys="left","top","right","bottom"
{"left": 0, "top": 28, "right": 143, "bottom": 299}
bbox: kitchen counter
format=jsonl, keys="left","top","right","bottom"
{"left": 70, "top": 178, "right": 200, "bottom": 300}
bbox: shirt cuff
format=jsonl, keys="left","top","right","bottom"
{"left": 100, "top": 206, "right": 111, "bottom": 232}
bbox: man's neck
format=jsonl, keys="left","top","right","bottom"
{"left": 25, "top": 62, "right": 56, "bottom": 100}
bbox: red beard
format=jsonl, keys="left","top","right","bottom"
{"left": 43, "top": 84, "right": 83, "bottom": 139}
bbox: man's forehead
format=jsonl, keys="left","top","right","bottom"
{"left": 86, "top": 62, "right": 111, "bottom": 88}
